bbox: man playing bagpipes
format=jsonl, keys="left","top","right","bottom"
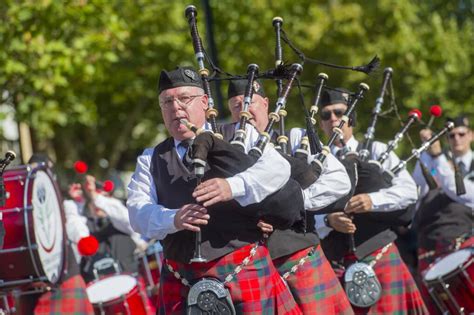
{"left": 312, "top": 88, "right": 428, "bottom": 314}
{"left": 127, "top": 67, "right": 303, "bottom": 314}
{"left": 222, "top": 79, "right": 355, "bottom": 315}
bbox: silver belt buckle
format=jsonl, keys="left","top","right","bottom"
{"left": 186, "top": 278, "right": 236, "bottom": 315}
{"left": 344, "top": 262, "right": 382, "bottom": 308}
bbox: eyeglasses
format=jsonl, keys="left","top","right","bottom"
{"left": 320, "top": 109, "right": 345, "bottom": 121}
{"left": 159, "top": 94, "right": 203, "bottom": 110}
{"left": 448, "top": 132, "right": 467, "bottom": 139}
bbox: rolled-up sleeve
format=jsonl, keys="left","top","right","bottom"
{"left": 226, "top": 124, "right": 290, "bottom": 206}
{"left": 369, "top": 143, "right": 418, "bottom": 212}
{"left": 303, "top": 153, "right": 351, "bottom": 210}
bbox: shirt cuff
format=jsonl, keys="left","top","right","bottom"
{"left": 302, "top": 189, "right": 312, "bottom": 210}
{"left": 161, "top": 208, "right": 180, "bottom": 235}
{"left": 226, "top": 177, "right": 245, "bottom": 198}
{"left": 367, "top": 192, "right": 384, "bottom": 212}
{"left": 315, "top": 215, "right": 333, "bottom": 239}
{"left": 94, "top": 194, "right": 111, "bottom": 212}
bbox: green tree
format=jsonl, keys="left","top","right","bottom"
{"left": 0, "top": 0, "right": 471, "bottom": 176}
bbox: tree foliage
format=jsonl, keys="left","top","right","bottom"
{"left": 0, "top": 0, "right": 471, "bottom": 173}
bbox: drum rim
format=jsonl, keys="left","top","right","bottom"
{"left": 86, "top": 273, "right": 139, "bottom": 305}
{"left": 0, "top": 164, "right": 67, "bottom": 288}
{"left": 424, "top": 248, "right": 472, "bottom": 282}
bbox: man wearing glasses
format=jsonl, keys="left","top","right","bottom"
{"left": 313, "top": 88, "right": 427, "bottom": 314}
{"left": 127, "top": 67, "right": 302, "bottom": 314}
{"left": 412, "top": 115, "right": 473, "bottom": 294}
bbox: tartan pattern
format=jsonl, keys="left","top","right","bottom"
{"left": 158, "top": 243, "right": 301, "bottom": 315}
{"left": 34, "top": 274, "right": 94, "bottom": 315}
{"left": 417, "top": 236, "right": 474, "bottom": 314}
{"left": 334, "top": 244, "right": 428, "bottom": 315}
{"left": 273, "top": 245, "right": 354, "bottom": 315}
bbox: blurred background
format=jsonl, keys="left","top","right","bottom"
{"left": 0, "top": 0, "right": 472, "bottom": 197}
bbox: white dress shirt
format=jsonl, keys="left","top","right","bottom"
{"left": 289, "top": 128, "right": 352, "bottom": 211}
{"left": 127, "top": 124, "right": 291, "bottom": 240}
{"left": 412, "top": 150, "right": 474, "bottom": 209}
{"left": 312, "top": 135, "right": 418, "bottom": 238}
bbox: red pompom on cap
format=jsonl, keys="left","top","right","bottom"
{"left": 102, "top": 180, "right": 115, "bottom": 192}
{"left": 430, "top": 105, "right": 442, "bottom": 117}
{"left": 409, "top": 109, "right": 422, "bottom": 120}
{"left": 77, "top": 235, "right": 99, "bottom": 256}
{"left": 74, "top": 160, "right": 88, "bottom": 174}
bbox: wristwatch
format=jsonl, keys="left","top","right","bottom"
{"left": 323, "top": 215, "right": 330, "bottom": 228}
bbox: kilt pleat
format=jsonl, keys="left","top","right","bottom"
{"left": 158, "top": 243, "right": 301, "bottom": 315}
{"left": 34, "top": 274, "right": 94, "bottom": 315}
{"left": 273, "top": 245, "right": 354, "bottom": 315}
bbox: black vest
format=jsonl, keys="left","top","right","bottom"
{"left": 151, "top": 138, "right": 262, "bottom": 263}
{"left": 415, "top": 153, "right": 474, "bottom": 250}
{"left": 219, "top": 123, "right": 319, "bottom": 259}
{"left": 321, "top": 141, "right": 404, "bottom": 260}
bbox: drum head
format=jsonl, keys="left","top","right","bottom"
{"left": 424, "top": 249, "right": 471, "bottom": 281}
{"left": 32, "top": 170, "right": 65, "bottom": 284}
{"left": 86, "top": 274, "right": 137, "bottom": 304}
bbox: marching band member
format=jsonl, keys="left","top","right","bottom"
{"left": 65, "top": 174, "right": 145, "bottom": 282}
{"left": 127, "top": 67, "right": 301, "bottom": 314}
{"left": 412, "top": 115, "right": 473, "bottom": 312}
{"left": 313, "top": 89, "right": 428, "bottom": 314}
{"left": 224, "top": 79, "right": 354, "bottom": 314}
{"left": 413, "top": 114, "right": 473, "bottom": 270}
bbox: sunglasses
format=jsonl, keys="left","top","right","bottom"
{"left": 448, "top": 132, "right": 467, "bottom": 139}
{"left": 320, "top": 109, "right": 345, "bottom": 121}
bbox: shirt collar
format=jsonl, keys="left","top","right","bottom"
{"left": 331, "top": 135, "right": 358, "bottom": 155}
{"left": 173, "top": 122, "right": 211, "bottom": 148}
{"left": 455, "top": 150, "right": 473, "bottom": 168}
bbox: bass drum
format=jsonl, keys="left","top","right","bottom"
{"left": 0, "top": 163, "right": 66, "bottom": 290}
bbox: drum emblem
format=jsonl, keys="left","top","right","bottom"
{"left": 34, "top": 183, "right": 57, "bottom": 252}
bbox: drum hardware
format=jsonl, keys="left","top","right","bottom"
{"left": 92, "top": 257, "right": 121, "bottom": 280}
{"left": 344, "top": 243, "right": 392, "bottom": 308}
{"left": 0, "top": 276, "right": 48, "bottom": 288}
{"left": 0, "top": 293, "right": 16, "bottom": 315}
{"left": 0, "top": 244, "right": 37, "bottom": 254}
{"left": 0, "top": 205, "right": 30, "bottom": 215}
{"left": 423, "top": 248, "right": 473, "bottom": 315}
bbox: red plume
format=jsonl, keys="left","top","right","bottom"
{"left": 430, "top": 105, "right": 442, "bottom": 117}
{"left": 77, "top": 235, "right": 99, "bottom": 256}
{"left": 102, "top": 180, "right": 115, "bottom": 192}
{"left": 74, "top": 160, "right": 88, "bottom": 174}
{"left": 408, "top": 109, "right": 422, "bottom": 120}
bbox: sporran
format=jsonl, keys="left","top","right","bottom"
{"left": 186, "top": 278, "right": 236, "bottom": 315}
{"left": 344, "top": 262, "right": 382, "bottom": 308}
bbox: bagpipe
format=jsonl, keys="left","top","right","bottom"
{"left": 182, "top": 5, "right": 384, "bottom": 262}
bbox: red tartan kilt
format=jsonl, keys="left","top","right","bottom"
{"left": 338, "top": 244, "right": 428, "bottom": 315}
{"left": 273, "top": 245, "right": 353, "bottom": 315}
{"left": 158, "top": 243, "right": 301, "bottom": 315}
{"left": 34, "top": 274, "right": 94, "bottom": 315}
